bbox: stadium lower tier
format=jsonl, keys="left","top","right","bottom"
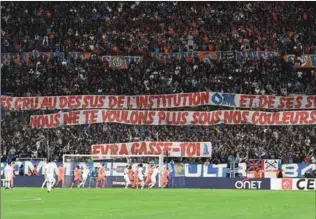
{"left": 2, "top": 176, "right": 315, "bottom": 191}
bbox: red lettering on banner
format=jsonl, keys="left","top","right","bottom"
{"left": 108, "top": 96, "right": 117, "bottom": 108}
{"left": 180, "top": 143, "right": 198, "bottom": 157}
{"left": 63, "top": 111, "right": 80, "bottom": 125}
{"left": 1, "top": 97, "right": 12, "bottom": 110}
{"left": 305, "top": 96, "right": 316, "bottom": 108}
{"left": 82, "top": 96, "right": 106, "bottom": 108}
{"left": 163, "top": 142, "right": 173, "bottom": 155}
{"left": 111, "top": 144, "right": 119, "bottom": 155}
{"left": 91, "top": 145, "right": 101, "bottom": 155}
{"left": 295, "top": 96, "right": 303, "bottom": 109}
{"left": 310, "top": 111, "right": 316, "bottom": 124}
{"left": 41, "top": 97, "right": 57, "bottom": 110}
{"left": 136, "top": 96, "right": 153, "bottom": 108}
{"left": 158, "top": 111, "right": 188, "bottom": 125}
{"left": 239, "top": 95, "right": 247, "bottom": 107}
{"left": 91, "top": 142, "right": 209, "bottom": 157}
{"left": 117, "top": 96, "right": 124, "bottom": 108}
{"left": 90, "top": 110, "right": 98, "bottom": 123}
{"left": 126, "top": 96, "right": 132, "bottom": 108}
{"left": 191, "top": 111, "right": 222, "bottom": 125}
{"left": 278, "top": 97, "right": 295, "bottom": 109}
{"left": 300, "top": 112, "right": 308, "bottom": 124}
{"left": 224, "top": 111, "right": 249, "bottom": 124}
{"left": 247, "top": 95, "right": 256, "bottom": 108}
{"left": 259, "top": 96, "right": 274, "bottom": 108}
{"left": 119, "top": 144, "right": 128, "bottom": 155}
{"left": 138, "top": 142, "right": 147, "bottom": 154}
{"left": 30, "top": 113, "right": 61, "bottom": 128}
{"left": 148, "top": 143, "right": 156, "bottom": 155}
{"left": 13, "top": 97, "right": 22, "bottom": 110}
{"left": 131, "top": 142, "right": 139, "bottom": 154}
{"left": 282, "top": 112, "right": 291, "bottom": 125}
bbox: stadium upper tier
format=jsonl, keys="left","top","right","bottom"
{"left": 1, "top": 1, "right": 315, "bottom": 164}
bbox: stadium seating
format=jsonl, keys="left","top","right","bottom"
{"left": 1, "top": 2, "right": 316, "bottom": 163}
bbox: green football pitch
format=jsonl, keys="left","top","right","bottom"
{"left": 1, "top": 188, "right": 315, "bottom": 219}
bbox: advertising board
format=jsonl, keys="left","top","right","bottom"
{"left": 271, "top": 178, "right": 316, "bottom": 191}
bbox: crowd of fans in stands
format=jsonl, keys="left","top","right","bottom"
{"left": 1, "top": 2, "right": 316, "bottom": 163}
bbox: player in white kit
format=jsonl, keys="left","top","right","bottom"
{"left": 42, "top": 163, "right": 56, "bottom": 189}
{"left": 79, "top": 166, "right": 90, "bottom": 188}
{"left": 149, "top": 166, "right": 159, "bottom": 189}
{"left": 44, "top": 159, "right": 58, "bottom": 193}
{"left": 138, "top": 164, "right": 145, "bottom": 189}
{"left": 4, "top": 162, "right": 14, "bottom": 189}
{"left": 124, "top": 165, "right": 131, "bottom": 189}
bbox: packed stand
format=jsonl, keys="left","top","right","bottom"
{"left": 1, "top": 2, "right": 316, "bottom": 163}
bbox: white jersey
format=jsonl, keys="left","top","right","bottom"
{"left": 82, "top": 168, "right": 90, "bottom": 180}
{"left": 151, "top": 168, "right": 159, "bottom": 181}
{"left": 138, "top": 167, "right": 144, "bottom": 181}
{"left": 124, "top": 168, "right": 128, "bottom": 176}
{"left": 138, "top": 167, "right": 144, "bottom": 177}
{"left": 4, "top": 165, "right": 13, "bottom": 178}
{"left": 44, "top": 162, "right": 57, "bottom": 180}
{"left": 124, "top": 168, "right": 130, "bottom": 183}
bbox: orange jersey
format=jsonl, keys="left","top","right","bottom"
{"left": 74, "top": 169, "right": 81, "bottom": 177}
{"left": 147, "top": 168, "right": 153, "bottom": 177}
{"left": 58, "top": 167, "right": 64, "bottom": 177}
{"left": 128, "top": 170, "right": 134, "bottom": 181}
{"left": 255, "top": 171, "right": 261, "bottom": 178}
{"left": 98, "top": 167, "right": 105, "bottom": 176}
{"left": 162, "top": 170, "right": 170, "bottom": 180}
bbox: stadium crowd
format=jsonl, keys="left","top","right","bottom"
{"left": 1, "top": 2, "right": 316, "bottom": 164}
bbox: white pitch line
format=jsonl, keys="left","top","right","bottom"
{"left": 4, "top": 198, "right": 42, "bottom": 202}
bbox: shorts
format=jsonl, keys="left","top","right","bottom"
{"left": 97, "top": 176, "right": 105, "bottom": 181}
{"left": 82, "top": 175, "right": 88, "bottom": 181}
{"left": 151, "top": 176, "right": 156, "bottom": 184}
{"left": 74, "top": 177, "right": 82, "bottom": 182}
{"left": 47, "top": 175, "right": 55, "bottom": 183}
{"left": 58, "top": 177, "right": 64, "bottom": 181}
{"left": 5, "top": 174, "right": 12, "bottom": 181}
{"left": 138, "top": 175, "right": 144, "bottom": 181}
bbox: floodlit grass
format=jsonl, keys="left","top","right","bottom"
{"left": 1, "top": 188, "right": 315, "bottom": 219}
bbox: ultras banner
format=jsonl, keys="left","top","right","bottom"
{"left": 2, "top": 92, "right": 316, "bottom": 110}
{"left": 30, "top": 109, "right": 316, "bottom": 128}
{"left": 91, "top": 142, "right": 212, "bottom": 157}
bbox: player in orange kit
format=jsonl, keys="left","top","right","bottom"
{"left": 71, "top": 166, "right": 82, "bottom": 188}
{"left": 144, "top": 165, "right": 154, "bottom": 187}
{"left": 128, "top": 166, "right": 134, "bottom": 188}
{"left": 55, "top": 164, "right": 65, "bottom": 188}
{"left": 96, "top": 164, "right": 106, "bottom": 188}
{"left": 162, "top": 167, "right": 170, "bottom": 188}
{"left": 132, "top": 165, "right": 139, "bottom": 189}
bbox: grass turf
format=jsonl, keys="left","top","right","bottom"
{"left": 1, "top": 188, "right": 315, "bottom": 219}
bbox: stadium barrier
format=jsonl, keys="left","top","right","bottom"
{"left": 3, "top": 176, "right": 316, "bottom": 191}
{"left": 1, "top": 161, "right": 315, "bottom": 178}
{"left": 271, "top": 178, "right": 316, "bottom": 191}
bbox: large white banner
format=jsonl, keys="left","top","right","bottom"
{"left": 30, "top": 109, "right": 316, "bottom": 128}
{"left": 91, "top": 141, "right": 212, "bottom": 157}
{"left": 2, "top": 92, "right": 316, "bottom": 110}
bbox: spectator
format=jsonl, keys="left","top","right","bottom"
{"left": 1, "top": 2, "right": 316, "bottom": 163}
